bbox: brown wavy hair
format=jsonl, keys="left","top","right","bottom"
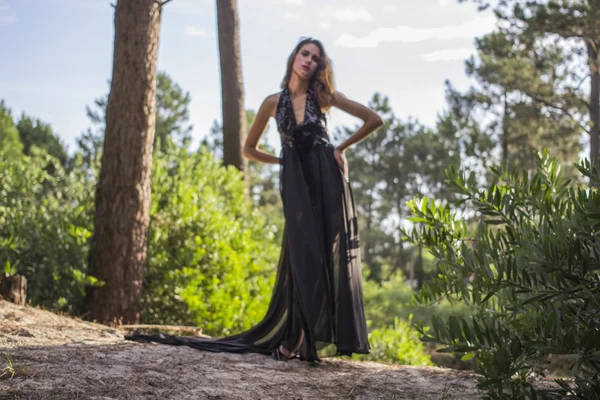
{"left": 281, "top": 37, "right": 335, "bottom": 111}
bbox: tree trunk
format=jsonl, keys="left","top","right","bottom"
{"left": 588, "top": 40, "right": 600, "bottom": 178}
{"left": 501, "top": 92, "right": 509, "bottom": 165}
{"left": 363, "top": 189, "right": 376, "bottom": 280}
{"left": 216, "top": 0, "right": 248, "bottom": 187}
{"left": 0, "top": 274, "right": 27, "bottom": 305}
{"left": 86, "top": 0, "right": 162, "bottom": 324}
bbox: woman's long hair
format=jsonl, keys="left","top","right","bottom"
{"left": 281, "top": 37, "right": 335, "bottom": 111}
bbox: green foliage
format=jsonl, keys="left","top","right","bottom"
{"left": 404, "top": 151, "right": 600, "bottom": 399}
{"left": 0, "top": 101, "right": 23, "bottom": 159}
{"left": 360, "top": 270, "right": 470, "bottom": 368}
{"left": 334, "top": 94, "right": 465, "bottom": 284}
{"left": 16, "top": 115, "right": 68, "bottom": 166}
{"left": 79, "top": 71, "right": 194, "bottom": 159}
{"left": 363, "top": 270, "right": 472, "bottom": 332}
{"left": 353, "top": 316, "right": 433, "bottom": 367}
{"left": 362, "top": 271, "right": 414, "bottom": 327}
{"left": 447, "top": 29, "right": 583, "bottom": 175}
{"left": 201, "top": 109, "right": 284, "bottom": 245}
{"left": 0, "top": 72, "right": 280, "bottom": 338}
{"left": 155, "top": 72, "right": 193, "bottom": 150}
{"left": 0, "top": 153, "right": 97, "bottom": 313}
{"left": 0, "top": 100, "right": 69, "bottom": 165}
{"left": 0, "top": 142, "right": 281, "bottom": 336}
{"left": 141, "top": 143, "right": 279, "bottom": 336}
{"left": 458, "top": 0, "right": 597, "bottom": 178}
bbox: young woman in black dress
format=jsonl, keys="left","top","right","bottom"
{"left": 127, "top": 37, "right": 383, "bottom": 364}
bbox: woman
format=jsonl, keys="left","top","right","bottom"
{"left": 126, "top": 37, "right": 383, "bottom": 364}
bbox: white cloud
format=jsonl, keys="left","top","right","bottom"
{"left": 0, "top": 2, "right": 16, "bottom": 26}
{"left": 334, "top": 7, "right": 372, "bottom": 22}
{"left": 184, "top": 26, "right": 208, "bottom": 37}
{"left": 168, "top": 0, "right": 209, "bottom": 16}
{"left": 285, "top": 0, "right": 303, "bottom": 4}
{"left": 437, "top": 0, "right": 451, "bottom": 6}
{"left": 422, "top": 47, "right": 474, "bottom": 61}
{"left": 0, "top": 15, "right": 16, "bottom": 25}
{"left": 382, "top": 5, "right": 398, "bottom": 13}
{"left": 284, "top": 12, "right": 301, "bottom": 20}
{"left": 335, "top": 15, "right": 495, "bottom": 48}
{"left": 320, "top": 22, "right": 331, "bottom": 30}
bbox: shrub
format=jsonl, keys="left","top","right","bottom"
{"left": 404, "top": 151, "right": 600, "bottom": 399}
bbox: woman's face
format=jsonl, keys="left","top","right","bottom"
{"left": 293, "top": 43, "right": 321, "bottom": 80}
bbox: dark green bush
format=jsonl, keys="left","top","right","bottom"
{"left": 404, "top": 151, "right": 600, "bottom": 399}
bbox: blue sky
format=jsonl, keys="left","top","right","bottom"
{"left": 0, "top": 0, "right": 495, "bottom": 153}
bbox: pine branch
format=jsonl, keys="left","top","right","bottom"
{"left": 528, "top": 94, "right": 590, "bottom": 134}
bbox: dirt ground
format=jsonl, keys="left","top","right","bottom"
{"left": 0, "top": 300, "right": 555, "bottom": 399}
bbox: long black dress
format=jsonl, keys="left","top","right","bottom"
{"left": 125, "top": 85, "right": 370, "bottom": 362}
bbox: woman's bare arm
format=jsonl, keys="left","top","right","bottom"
{"left": 331, "top": 91, "right": 384, "bottom": 152}
{"left": 243, "top": 94, "right": 281, "bottom": 164}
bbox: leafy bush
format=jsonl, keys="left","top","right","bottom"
{"left": 361, "top": 270, "right": 468, "bottom": 368}
{"left": 0, "top": 144, "right": 281, "bottom": 339}
{"left": 141, "top": 144, "right": 280, "bottom": 336}
{"left": 404, "top": 151, "right": 600, "bottom": 399}
{"left": 353, "top": 315, "right": 433, "bottom": 366}
{"left": 363, "top": 270, "right": 471, "bottom": 331}
{"left": 0, "top": 152, "right": 96, "bottom": 313}
{"left": 0, "top": 101, "right": 23, "bottom": 159}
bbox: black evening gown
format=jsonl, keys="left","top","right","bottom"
{"left": 125, "top": 86, "right": 370, "bottom": 362}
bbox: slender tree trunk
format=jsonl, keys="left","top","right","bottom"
{"left": 216, "top": 0, "right": 248, "bottom": 187}
{"left": 408, "top": 245, "right": 418, "bottom": 289}
{"left": 396, "top": 202, "right": 407, "bottom": 279}
{"left": 588, "top": 40, "right": 600, "bottom": 178}
{"left": 86, "top": 0, "right": 162, "bottom": 324}
{"left": 364, "top": 189, "right": 376, "bottom": 280}
{"left": 501, "top": 92, "right": 509, "bottom": 165}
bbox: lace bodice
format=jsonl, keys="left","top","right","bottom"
{"left": 275, "top": 86, "right": 331, "bottom": 150}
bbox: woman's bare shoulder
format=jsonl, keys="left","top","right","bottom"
{"left": 262, "top": 92, "right": 282, "bottom": 117}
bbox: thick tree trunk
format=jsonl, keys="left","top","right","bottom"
{"left": 216, "top": 0, "right": 248, "bottom": 185}
{"left": 588, "top": 40, "right": 600, "bottom": 178}
{"left": 86, "top": 0, "right": 162, "bottom": 324}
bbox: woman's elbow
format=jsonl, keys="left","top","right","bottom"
{"left": 371, "top": 113, "right": 384, "bottom": 128}
{"left": 242, "top": 146, "right": 253, "bottom": 159}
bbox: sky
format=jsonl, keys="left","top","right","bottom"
{"left": 0, "top": 0, "right": 496, "bottom": 153}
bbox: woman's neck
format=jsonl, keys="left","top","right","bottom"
{"left": 288, "top": 74, "right": 309, "bottom": 98}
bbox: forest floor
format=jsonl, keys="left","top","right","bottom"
{"left": 0, "top": 300, "right": 561, "bottom": 399}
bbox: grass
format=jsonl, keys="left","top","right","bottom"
{"left": 440, "top": 380, "right": 452, "bottom": 399}
{"left": 0, "top": 340, "right": 27, "bottom": 380}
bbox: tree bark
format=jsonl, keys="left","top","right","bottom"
{"left": 86, "top": 0, "right": 162, "bottom": 324}
{"left": 501, "top": 92, "right": 509, "bottom": 165}
{"left": 588, "top": 40, "right": 600, "bottom": 178}
{"left": 0, "top": 274, "right": 27, "bottom": 305}
{"left": 216, "top": 0, "right": 248, "bottom": 186}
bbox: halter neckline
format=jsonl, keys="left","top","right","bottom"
{"left": 284, "top": 86, "right": 312, "bottom": 127}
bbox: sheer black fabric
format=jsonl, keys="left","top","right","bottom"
{"left": 125, "top": 86, "right": 370, "bottom": 362}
